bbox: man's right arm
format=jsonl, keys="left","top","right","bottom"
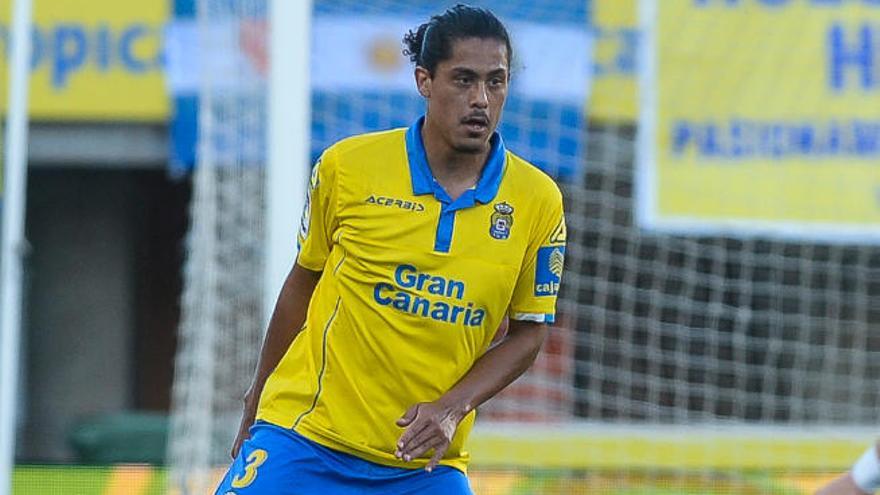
{"left": 230, "top": 262, "right": 322, "bottom": 458}
{"left": 816, "top": 444, "right": 880, "bottom": 495}
{"left": 816, "top": 474, "right": 872, "bottom": 495}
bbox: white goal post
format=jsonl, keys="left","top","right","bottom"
{"left": 0, "top": 1, "right": 33, "bottom": 494}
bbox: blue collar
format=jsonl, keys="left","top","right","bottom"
{"left": 405, "top": 116, "right": 506, "bottom": 207}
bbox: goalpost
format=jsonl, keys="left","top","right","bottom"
{"left": 166, "top": 0, "right": 310, "bottom": 492}
{"left": 0, "top": 1, "right": 33, "bottom": 494}
{"left": 168, "top": 0, "right": 878, "bottom": 493}
{"left": 264, "top": 0, "right": 311, "bottom": 324}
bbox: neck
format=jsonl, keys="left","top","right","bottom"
{"left": 421, "top": 118, "right": 491, "bottom": 200}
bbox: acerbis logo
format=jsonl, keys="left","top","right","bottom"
{"left": 365, "top": 195, "right": 425, "bottom": 212}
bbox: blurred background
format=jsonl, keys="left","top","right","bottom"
{"left": 0, "top": 0, "right": 878, "bottom": 494}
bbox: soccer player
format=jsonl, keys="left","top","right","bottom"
{"left": 214, "top": 4, "right": 566, "bottom": 494}
{"left": 816, "top": 444, "right": 880, "bottom": 495}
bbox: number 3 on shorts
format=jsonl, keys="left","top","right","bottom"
{"left": 231, "top": 449, "right": 269, "bottom": 488}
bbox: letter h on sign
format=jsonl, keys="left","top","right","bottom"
{"left": 828, "top": 23, "right": 877, "bottom": 91}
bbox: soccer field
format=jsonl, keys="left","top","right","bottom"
{"left": 11, "top": 465, "right": 837, "bottom": 495}
{"left": 12, "top": 466, "right": 164, "bottom": 495}
{"left": 470, "top": 470, "right": 838, "bottom": 495}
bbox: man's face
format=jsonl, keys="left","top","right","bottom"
{"left": 417, "top": 37, "right": 509, "bottom": 154}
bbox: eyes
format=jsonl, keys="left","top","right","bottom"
{"left": 453, "top": 75, "right": 507, "bottom": 89}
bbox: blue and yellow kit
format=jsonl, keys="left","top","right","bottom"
{"left": 256, "top": 117, "right": 566, "bottom": 473}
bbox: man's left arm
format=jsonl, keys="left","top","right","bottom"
{"left": 395, "top": 319, "right": 547, "bottom": 470}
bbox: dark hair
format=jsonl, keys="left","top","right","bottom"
{"left": 402, "top": 4, "right": 513, "bottom": 76}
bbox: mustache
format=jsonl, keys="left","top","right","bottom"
{"left": 461, "top": 113, "right": 489, "bottom": 125}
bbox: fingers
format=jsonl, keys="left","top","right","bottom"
{"left": 395, "top": 404, "right": 421, "bottom": 427}
{"left": 395, "top": 420, "right": 431, "bottom": 461}
{"left": 395, "top": 402, "right": 456, "bottom": 466}
{"left": 230, "top": 417, "right": 255, "bottom": 459}
{"left": 426, "top": 443, "right": 450, "bottom": 473}
{"left": 230, "top": 434, "right": 244, "bottom": 459}
{"left": 395, "top": 404, "right": 428, "bottom": 460}
{"left": 397, "top": 423, "right": 442, "bottom": 461}
{"left": 401, "top": 437, "right": 443, "bottom": 463}
{"left": 231, "top": 425, "right": 252, "bottom": 458}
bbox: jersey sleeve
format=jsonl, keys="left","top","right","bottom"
{"left": 508, "top": 187, "right": 566, "bottom": 324}
{"left": 296, "top": 148, "right": 339, "bottom": 271}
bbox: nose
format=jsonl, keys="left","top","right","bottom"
{"left": 470, "top": 82, "right": 489, "bottom": 109}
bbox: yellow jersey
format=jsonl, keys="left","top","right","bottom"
{"left": 256, "top": 117, "right": 566, "bottom": 473}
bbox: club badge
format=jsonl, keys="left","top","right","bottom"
{"left": 489, "top": 202, "right": 514, "bottom": 240}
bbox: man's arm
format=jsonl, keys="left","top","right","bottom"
{"left": 816, "top": 444, "right": 880, "bottom": 495}
{"left": 395, "top": 319, "right": 548, "bottom": 470}
{"left": 230, "top": 263, "right": 322, "bottom": 458}
{"left": 816, "top": 474, "right": 872, "bottom": 495}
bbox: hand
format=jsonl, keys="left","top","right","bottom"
{"left": 394, "top": 400, "right": 467, "bottom": 472}
{"left": 230, "top": 391, "right": 259, "bottom": 459}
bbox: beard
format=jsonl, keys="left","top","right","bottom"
{"left": 452, "top": 142, "right": 487, "bottom": 154}
{"left": 451, "top": 131, "right": 491, "bottom": 154}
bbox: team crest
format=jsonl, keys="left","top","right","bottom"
{"left": 489, "top": 202, "right": 514, "bottom": 240}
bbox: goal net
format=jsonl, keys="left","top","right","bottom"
{"left": 168, "top": 0, "right": 880, "bottom": 493}
{"left": 166, "top": 0, "right": 268, "bottom": 492}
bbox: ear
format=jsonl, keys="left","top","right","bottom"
{"left": 414, "top": 66, "right": 432, "bottom": 98}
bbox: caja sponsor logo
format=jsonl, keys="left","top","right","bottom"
{"left": 534, "top": 246, "right": 564, "bottom": 297}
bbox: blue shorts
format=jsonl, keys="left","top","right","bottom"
{"left": 214, "top": 422, "right": 473, "bottom": 495}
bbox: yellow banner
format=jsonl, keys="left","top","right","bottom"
{"left": 589, "top": 0, "right": 638, "bottom": 121}
{"left": 0, "top": 0, "right": 168, "bottom": 121}
{"left": 642, "top": 0, "right": 880, "bottom": 240}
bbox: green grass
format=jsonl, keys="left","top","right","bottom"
{"left": 10, "top": 465, "right": 826, "bottom": 494}
{"left": 479, "top": 469, "right": 817, "bottom": 495}
{"left": 141, "top": 469, "right": 167, "bottom": 495}
{"left": 13, "top": 466, "right": 111, "bottom": 495}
